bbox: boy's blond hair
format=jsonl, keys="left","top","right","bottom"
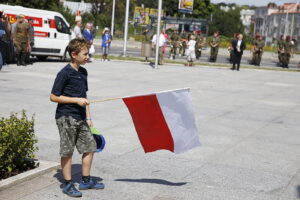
{"left": 68, "top": 38, "right": 91, "bottom": 60}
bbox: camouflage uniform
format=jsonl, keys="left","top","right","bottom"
{"left": 195, "top": 33, "right": 204, "bottom": 59}
{"left": 169, "top": 32, "right": 180, "bottom": 59}
{"left": 277, "top": 39, "right": 285, "bottom": 64}
{"left": 282, "top": 40, "right": 293, "bottom": 68}
{"left": 252, "top": 39, "right": 264, "bottom": 66}
{"left": 179, "top": 31, "right": 188, "bottom": 56}
{"left": 56, "top": 116, "right": 97, "bottom": 157}
{"left": 209, "top": 36, "right": 220, "bottom": 62}
{"left": 14, "top": 22, "right": 30, "bottom": 66}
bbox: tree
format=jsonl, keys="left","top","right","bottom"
{"left": 209, "top": 5, "right": 244, "bottom": 37}
{"left": 0, "top": 0, "right": 59, "bottom": 10}
{"left": 189, "top": 0, "right": 213, "bottom": 19}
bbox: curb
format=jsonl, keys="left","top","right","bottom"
{"left": 0, "top": 160, "right": 60, "bottom": 191}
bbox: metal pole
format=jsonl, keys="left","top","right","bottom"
{"left": 290, "top": 13, "right": 294, "bottom": 37}
{"left": 284, "top": 11, "right": 289, "bottom": 37}
{"left": 123, "top": 0, "right": 130, "bottom": 56}
{"left": 111, "top": 0, "right": 116, "bottom": 36}
{"left": 154, "top": 0, "right": 162, "bottom": 69}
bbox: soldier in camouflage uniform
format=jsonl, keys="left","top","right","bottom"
{"left": 169, "top": 30, "right": 180, "bottom": 60}
{"left": 281, "top": 35, "right": 293, "bottom": 68}
{"left": 277, "top": 35, "right": 285, "bottom": 65}
{"left": 195, "top": 30, "right": 205, "bottom": 59}
{"left": 251, "top": 35, "right": 264, "bottom": 66}
{"left": 209, "top": 31, "right": 220, "bottom": 62}
{"left": 179, "top": 29, "right": 188, "bottom": 56}
{"left": 13, "top": 15, "right": 31, "bottom": 66}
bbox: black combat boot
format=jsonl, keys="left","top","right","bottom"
{"left": 20, "top": 53, "right": 27, "bottom": 66}
{"left": 25, "top": 53, "right": 33, "bottom": 65}
{"left": 16, "top": 54, "right": 21, "bottom": 66}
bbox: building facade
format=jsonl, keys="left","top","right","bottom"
{"left": 253, "top": 3, "right": 300, "bottom": 50}
{"left": 60, "top": 0, "right": 93, "bottom": 15}
{"left": 240, "top": 9, "right": 255, "bottom": 34}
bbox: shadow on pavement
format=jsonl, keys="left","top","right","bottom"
{"left": 53, "top": 164, "right": 103, "bottom": 187}
{"left": 114, "top": 178, "right": 187, "bottom": 186}
{"left": 297, "top": 185, "right": 300, "bottom": 199}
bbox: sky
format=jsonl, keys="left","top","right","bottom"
{"left": 211, "top": 0, "right": 299, "bottom": 6}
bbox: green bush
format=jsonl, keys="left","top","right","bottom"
{"left": 0, "top": 111, "right": 38, "bottom": 180}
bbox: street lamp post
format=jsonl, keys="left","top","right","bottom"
{"left": 123, "top": 0, "right": 130, "bottom": 57}
{"left": 111, "top": 0, "right": 116, "bottom": 36}
{"left": 154, "top": 0, "right": 163, "bottom": 69}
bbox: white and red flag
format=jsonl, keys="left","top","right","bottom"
{"left": 123, "top": 88, "right": 200, "bottom": 154}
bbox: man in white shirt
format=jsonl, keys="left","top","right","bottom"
{"left": 74, "top": 20, "right": 83, "bottom": 39}
{"left": 152, "top": 30, "right": 166, "bottom": 65}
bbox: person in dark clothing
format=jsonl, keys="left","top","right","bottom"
{"left": 0, "top": 11, "right": 10, "bottom": 69}
{"left": 230, "top": 34, "right": 246, "bottom": 71}
{"left": 228, "top": 33, "right": 237, "bottom": 63}
{"left": 0, "top": 15, "right": 5, "bottom": 70}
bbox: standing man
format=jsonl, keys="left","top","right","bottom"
{"left": 152, "top": 29, "right": 166, "bottom": 65}
{"left": 169, "top": 29, "right": 180, "bottom": 60}
{"left": 228, "top": 33, "right": 237, "bottom": 63}
{"left": 281, "top": 35, "right": 293, "bottom": 68}
{"left": 230, "top": 34, "right": 246, "bottom": 71}
{"left": 0, "top": 12, "right": 12, "bottom": 66}
{"left": 277, "top": 35, "right": 285, "bottom": 65}
{"left": 179, "top": 29, "right": 188, "bottom": 57}
{"left": 83, "top": 23, "right": 94, "bottom": 62}
{"left": 141, "top": 28, "right": 153, "bottom": 62}
{"left": 13, "top": 14, "right": 30, "bottom": 66}
{"left": 0, "top": 11, "right": 7, "bottom": 70}
{"left": 251, "top": 35, "right": 264, "bottom": 66}
{"left": 26, "top": 18, "right": 34, "bottom": 65}
{"left": 209, "top": 31, "right": 220, "bottom": 62}
{"left": 74, "top": 20, "right": 83, "bottom": 39}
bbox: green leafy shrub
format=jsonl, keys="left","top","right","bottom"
{"left": 0, "top": 111, "right": 38, "bottom": 180}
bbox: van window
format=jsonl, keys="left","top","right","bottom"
{"left": 55, "top": 16, "right": 69, "bottom": 34}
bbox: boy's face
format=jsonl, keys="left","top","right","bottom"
{"left": 72, "top": 47, "right": 89, "bottom": 65}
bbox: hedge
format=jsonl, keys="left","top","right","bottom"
{"left": 0, "top": 111, "right": 38, "bottom": 180}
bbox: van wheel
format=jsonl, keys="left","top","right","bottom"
{"left": 36, "top": 56, "right": 48, "bottom": 61}
{"left": 62, "top": 48, "right": 70, "bottom": 62}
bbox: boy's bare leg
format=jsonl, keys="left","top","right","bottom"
{"left": 82, "top": 152, "right": 94, "bottom": 176}
{"left": 61, "top": 157, "right": 72, "bottom": 180}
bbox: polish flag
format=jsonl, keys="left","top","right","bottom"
{"left": 123, "top": 88, "right": 200, "bottom": 154}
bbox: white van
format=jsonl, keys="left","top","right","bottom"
{"left": 0, "top": 4, "right": 74, "bottom": 60}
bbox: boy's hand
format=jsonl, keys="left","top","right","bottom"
{"left": 76, "top": 98, "right": 90, "bottom": 107}
{"left": 86, "top": 119, "right": 93, "bottom": 127}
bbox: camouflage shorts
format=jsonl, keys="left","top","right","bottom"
{"left": 56, "top": 116, "right": 97, "bottom": 157}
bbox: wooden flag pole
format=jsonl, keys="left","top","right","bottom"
{"left": 90, "top": 88, "right": 190, "bottom": 104}
{"left": 90, "top": 97, "right": 122, "bottom": 104}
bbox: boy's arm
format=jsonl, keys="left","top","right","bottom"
{"left": 85, "top": 104, "right": 93, "bottom": 127}
{"left": 50, "top": 94, "right": 89, "bottom": 107}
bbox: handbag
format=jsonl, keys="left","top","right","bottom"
{"left": 89, "top": 44, "right": 95, "bottom": 54}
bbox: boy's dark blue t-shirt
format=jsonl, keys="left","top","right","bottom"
{"left": 51, "top": 64, "right": 88, "bottom": 120}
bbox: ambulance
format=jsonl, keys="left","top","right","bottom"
{"left": 0, "top": 4, "right": 74, "bottom": 60}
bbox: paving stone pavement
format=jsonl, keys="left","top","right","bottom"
{"left": 0, "top": 60, "right": 299, "bottom": 200}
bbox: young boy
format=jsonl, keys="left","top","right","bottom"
{"left": 50, "top": 38, "right": 104, "bottom": 197}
